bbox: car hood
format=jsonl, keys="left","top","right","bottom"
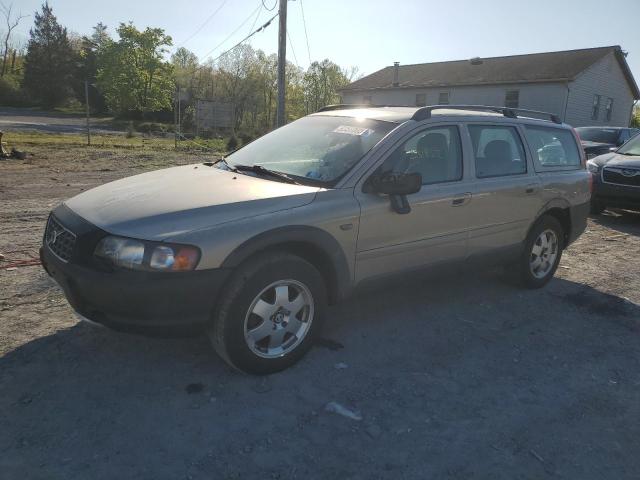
{"left": 590, "top": 152, "right": 640, "bottom": 169}
{"left": 65, "top": 164, "right": 320, "bottom": 241}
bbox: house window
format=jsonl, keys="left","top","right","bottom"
{"left": 416, "top": 93, "right": 426, "bottom": 107}
{"left": 438, "top": 91, "right": 450, "bottom": 105}
{"left": 505, "top": 90, "right": 519, "bottom": 109}
{"left": 363, "top": 95, "right": 372, "bottom": 105}
{"left": 591, "top": 94, "right": 601, "bottom": 120}
{"left": 605, "top": 97, "right": 614, "bottom": 122}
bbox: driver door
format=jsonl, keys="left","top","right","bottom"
{"left": 354, "top": 124, "right": 473, "bottom": 282}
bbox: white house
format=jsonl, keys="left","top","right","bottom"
{"left": 339, "top": 46, "right": 639, "bottom": 127}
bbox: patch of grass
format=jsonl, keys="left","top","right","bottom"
{"left": 4, "top": 131, "right": 227, "bottom": 154}
{"left": 51, "top": 105, "right": 86, "bottom": 115}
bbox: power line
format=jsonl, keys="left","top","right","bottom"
{"left": 208, "top": 12, "right": 279, "bottom": 65}
{"left": 177, "top": 0, "right": 229, "bottom": 48}
{"left": 246, "top": 2, "right": 263, "bottom": 42}
{"left": 299, "top": 0, "right": 312, "bottom": 65}
{"left": 262, "top": 0, "right": 277, "bottom": 11}
{"left": 199, "top": 3, "right": 263, "bottom": 61}
{"left": 287, "top": 30, "right": 299, "bottom": 67}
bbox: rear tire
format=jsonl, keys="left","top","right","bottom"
{"left": 517, "top": 216, "right": 564, "bottom": 289}
{"left": 208, "top": 252, "right": 326, "bottom": 375}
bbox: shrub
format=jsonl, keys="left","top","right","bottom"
{"left": 226, "top": 135, "right": 238, "bottom": 152}
{"left": 238, "top": 131, "right": 255, "bottom": 145}
{"left": 136, "top": 122, "right": 167, "bottom": 134}
{"left": 0, "top": 76, "right": 32, "bottom": 107}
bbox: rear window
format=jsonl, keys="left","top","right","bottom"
{"left": 525, "top": 126, "right": 581, "bottom": 169}
{"left": 575, "top": 127, "right": 619, "bottom": 144}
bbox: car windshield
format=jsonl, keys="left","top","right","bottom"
{"left": 576, "top": 127, "right": 619, "bottom": 144}
{"left": 222, "top": 116, "right": 396, "bottom": 186}
{"left": 618, "top": 133, "right": 640, "bottom": 156}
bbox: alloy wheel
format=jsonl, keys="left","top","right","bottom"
{"left": 530, "top": 229, "right": 558, "bottom": 279}
{"left": 243, "top": 279, "right": 314, "bottom": 358}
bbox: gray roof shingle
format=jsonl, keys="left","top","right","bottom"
{"left": 341, "top": 46, "right": 639, "bottom": 98}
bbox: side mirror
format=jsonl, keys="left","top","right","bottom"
{"left": 365, "top": 172, "right": 422, "bottom": 214}
{"left": 367, "top": 172, "right": 422, "bottom": 196}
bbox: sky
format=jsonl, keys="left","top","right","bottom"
{"left": 9, "top": 0, "right": 640, "bottom": 83}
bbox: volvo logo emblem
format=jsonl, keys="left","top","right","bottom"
{"left": 47, "top": 225, "right": 61, "bottom": 245}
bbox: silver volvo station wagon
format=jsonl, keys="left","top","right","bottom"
{"left": 41, "top": 105, "right": 591, "bottom": 374}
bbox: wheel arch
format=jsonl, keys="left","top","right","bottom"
{"left": 532, "top": 199, "right": 572, "bottom": 245}
{"left": 220, "top": 226, "right": 352, "bottom": 304}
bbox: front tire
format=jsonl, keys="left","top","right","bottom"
{"left": 590, "top": 199, "right": 606, "bottom": 215}
{"left": 518, "top": 216, "right": 564, "bottom": 289}
{"left": 208, "top": 252, "right": 326, "bottom": 374}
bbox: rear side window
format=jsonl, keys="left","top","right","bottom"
{"left": 524, "top": 126, "right": 581, "bottom": 169}
{"left": 468, "top": 125, "right": 526, "bottom": 178}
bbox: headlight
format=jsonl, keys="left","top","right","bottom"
{"left": 586, "top": 161, "right": 600, "bottom": 174}
{"left": 95, "top": 236, "right": 200, "bottom": 271}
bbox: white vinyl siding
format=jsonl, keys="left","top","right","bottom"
{"left": 341, "top": 51, "right": 636, "bottom": 127}
{"left": 342, "top": 83, "right": 566, "bottom": 118}
{"left": 564, "top": 52, "right": 635, "bottom": 127}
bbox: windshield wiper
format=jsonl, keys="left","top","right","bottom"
{"left": 619, "top": 152, "right": 639, "bottom": 156}
{"left": 233, "top": 164, "right": 302, "bottom": 185}
{"left": 202, "top": 157, "right": 236, "bottom": 170}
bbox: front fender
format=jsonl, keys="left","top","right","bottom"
{"left": 221, "top": 225, "right": 353, "bottom": 302}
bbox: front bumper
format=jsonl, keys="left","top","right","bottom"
{"left": 41, "top": 205, "right": 231, "bottom": 334}
{"left": 592, "top": 173, "right": 640, "bottom": 211}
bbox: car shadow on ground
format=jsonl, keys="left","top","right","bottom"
{"left": 591, "top": 209, "right": 640, "bottom": 236}
{"left": 1, "top": 271, "right": 639, "bottom": 479}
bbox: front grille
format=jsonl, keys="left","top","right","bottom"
{"left": 45, "top": 215, "right": 76, "bottom": 262}
{"left": 602, "top": 167, "right": 640, "bottom": 187}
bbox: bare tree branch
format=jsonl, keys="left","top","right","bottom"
{"left": 0, "top": 1, "right": 28, "bottom": 76}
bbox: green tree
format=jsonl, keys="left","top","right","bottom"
{"left": 631, "top": 103, "right": 640, "bottom": 128}
{"left": 73, "top": 23, "right": 110, "bottom": 112}
{"left": 97, "top": 23, "right": 174, "bottom": 116}
{"left": 22, "top": 2, "right": 75, "bottom": 107}
{"left": 171, "top": 46, "right": 198, "bottom": 96}
{"left": 303, "top": 60, "right": 352, "bottom": 113}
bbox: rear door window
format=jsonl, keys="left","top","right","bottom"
{"left": 524, "top": 126, "right": 581, "bottom": 170}
{"left": 468, "top": 125, "right": 527, "bottom": 178}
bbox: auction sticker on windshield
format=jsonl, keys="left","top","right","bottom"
{"left": 332, "top": 125, "right": 372, "bottom": 136}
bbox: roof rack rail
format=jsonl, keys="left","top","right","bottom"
{"left": 317, "top": 104, "right": 372, "bottom": 112}
{"left": 317, "top": 103, "right": 408, "bottom": 112}
{"left": 412, "top": 105, "right": 562, "bottom": 124}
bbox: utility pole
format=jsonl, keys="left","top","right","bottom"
{"left": 84, "top": 80, "right": 91, "bottom": 146}
{"left": 178, "top": 86, "right": 182, "bottom": 140}
{"left": 276, "top": 0, "right": 287, "bottom": 127}
{"left": 174, "top": 87, "right": 178, "bottom": 148}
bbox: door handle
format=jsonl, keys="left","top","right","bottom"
{"left": 451, "top": 192, "right": 472, "bottom": 206}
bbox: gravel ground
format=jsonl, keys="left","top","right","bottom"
{"left": 1, "top": 145, "right": 639, "bottom": 479}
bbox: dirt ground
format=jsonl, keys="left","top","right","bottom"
{"left": 1, "top": 144, "right": 639, "bottom": 479}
